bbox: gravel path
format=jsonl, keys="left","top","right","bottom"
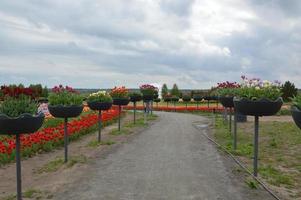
{"left": 54, "top": 112, "right": 274, "bottom": 200}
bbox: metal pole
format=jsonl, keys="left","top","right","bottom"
{"left": 15, "top": 134, "right": 22, "bottom": 200}
{"left": 151, "top": 101, "right": 153, "bottom": 115}
{"left": 229, "top": 108, "right": 232, "bottom": 133}
{"left": 118, "top": 105, "right": 121, "bottom": 131}
{"left": 98, "top": 110, "right": 102, "bottom": 142}
{"left": 207, "top": 100, "right": 209, "bottom": 108}
{"left": 134, "top": 102, "right": 136, "bottom": 124}
{"left": 174, "top": 102, "right": 176, "bottom": 112}
{"left": 234, "top": 109, "right": 237, "bottom": 150}
{"left": 144, "top": 102, "right": 147, "bottom": 124}
{"left": 254, "top": 116, "right": 259, "bottom": 176}
{"left": 64, "top": 118, "right": 68, "bottom": 163}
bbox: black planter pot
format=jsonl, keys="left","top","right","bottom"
{"left": 164, "top": 97, "right": 171, "bottom": 102}
{"left": 171, "top": 97, "right": 179, "bottom": 102}
{"left": 193, "top": 96, "right": 203, "bottom": 102}
{"left": 113, "top": 98, "right": 130, "bottom": 106}
{"left": 48, "top": 105, "right": 83, "bottom": 118}
{"left": 130, "top": 95, "right": 142, "bottom": 102}
{"left": 142, "top": 95, "right": 154, "bottom": 101}
{"left": 219, "top": 96, "right": 234, "bottom": 108}
{"left": 233, "top": 97, "right": 283, "bottom": 116}
{"left": 292, "top": 106, "right": 301, "bottom": 129}
{"left": 211, "top": 96, "right": 218, "bottom": 101}
{"left": 182, "top": 97, "right": 191, "bottom": 102}
{"left": 38, "top": 98, "right": 48, "bottom": 104}
{"left": 204, "top": 96, "right": 212, "bottom": 101}
{"left": 0, "top": 112, "right": 45, "bottom": 135}
{"left": 153, "top": 94, "right": 159, "bottom": 99}
{"left": 154, "top": 98, "right": 161, "bottom": 103}
{"left": 87, "top": 101, "right": 112, "bottom": 111}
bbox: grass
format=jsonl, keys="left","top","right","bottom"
{"left": 3, "top": 189, "right": 53, "bottom": 200}
{"left": 35, "top": 155, "right": 87, "bottom": 174}
{"left": 110, "top": 113, "right": 158, "bottom": 136}
{"left": 213, "top": 115, "right": 301, "bottom": 196}
{"left": 87, "top": 140, "right": 115, "bottom": 148}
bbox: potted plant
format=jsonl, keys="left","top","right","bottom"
{"left": 233, "top": 76, "right": 283, "bottom": 177}
{"left": 140, "top": 84, "right": 157, "bottom": 102}
{"left": 182, "top": 94, "right": 191, "bottom": 109}
{"left": 291, "top": 95, "right": 301, "bottom": 129}
{"left": 48, "top": 85, "right": 83, "bottom": 163}
{"left": 154, "top": 98, "right": 161, "bottom": 108}
{"left": 217, "top": 81, "right": 240, "bottom": 108}
{"left": 110, "top": 86, "right": 129, "bottom": 131}
{"left": 111, "top": 86, "right": 130, "bottom": 106}
{"left": 193, "top": 94, "right": 203, "bottom": 109}
{"left": 164, "top": 93, "right": 172, "bottom": 108}
{"left": 87, "top": 91, "right": 113, "bottom": 142}
{"left": 233, "top": 76, "right": 283, "bottom": 116}
{"left": 0, "top": 88, "right": 44, "bottom": 200}
{"left": 171, "top": 95, "right": 179, "bottom": 111}
{"left": 129, "top": 92, "right": 142, "bottom": 124}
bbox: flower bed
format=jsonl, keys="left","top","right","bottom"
{"left": 0, "top": 108, "right": 120, "bottom": 164}
{"left": 124, "top": 105, "right": 223, "bottom": 112}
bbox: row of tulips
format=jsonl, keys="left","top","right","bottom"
{"left": 124, "top": 105, "right": 223, "bottom": 112}
{"left": 0, "top": 108, "right": 120, "bottom": 164}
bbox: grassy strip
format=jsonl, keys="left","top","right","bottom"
{"left": 109, "top": 114, "right": 158, "bottom": 136}
{"left": 214, "top": 116, "right": 301, "bottom": 198}
{"left": 3, "top": 188, "right": 53, "bottom": 200}
{"left": 87, "top": 140, "right": 115, "bottom": 148}
{"left": 35, "top": 155, "right": 87, "bottom": 174}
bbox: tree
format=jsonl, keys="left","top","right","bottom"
{"left": 171, "top": 84, "right": 180, "bottom": 97}
{"left": 161, "top": 83, "right": 168, "bottom": 98}
{"left": 281, "top": 81, "right": 298, "bottom": 102}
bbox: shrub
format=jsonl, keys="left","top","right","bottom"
{"left": 48, "top": 85, "right": 83, "bottom": 106}
{"left": 161, "top": 84, "right": 168, "bottom": 98}
{"left": 281, "top": 81, "right": 298, "bottom": 102}
{"left": 171, "top": 84, "right": 180, "bottom": 97}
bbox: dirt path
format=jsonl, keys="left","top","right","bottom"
{"left": 53, "top": 112, "right": 274, "bottom": 200}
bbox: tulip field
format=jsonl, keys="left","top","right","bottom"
{"left": 0, "top": 108, "right": 120, "bottom": 165}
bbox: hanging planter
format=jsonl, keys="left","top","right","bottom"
{"left": 87, "top": 91, "right": 113, "bottom": 142}
{"left": 129, "top": 92, "right": 142, "bottom": 124}
{"left": 113, "top": 98, "right": 130, "bottom": 106}
{"left": 0, "top": 91, "right": 45, "bottom": 200}
{"left": 48, "top": 105, "right": 83, "bottom": 118}
{"left": 233, "top": 76, "right": 283, "bottom": 177}
{"left": 110, "top": 86, "right": 130, "bottom": 131}
{"left": 48, "top": 85, "right": 83, "bottom": 163}
{"left": 219, "top": 96, "right": 234, "bottom": 108}
{"left": 233, "top": 97, "right": 283, "bottom": 116}
{"left": 292, "top": 106, "right": 301, "bottom": 129}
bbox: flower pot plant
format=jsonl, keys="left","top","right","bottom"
{"left": 291, "top": 95, "right": 301, "bottom": 129}
{"left": 0, "top": 89, "right": 44, "bottom": 200}
{"left": 140, "top": 84, "right": 157, "bottom": 102}
{"left": 87, "top": 91, "right": 113, "bottom": 142}
{"left": 193, "top": 94, "right": 203, "bottom": 109}
{"left": 233, "top": 76, "right": 283, "bottom": 176}
{"left": 182, "top": 94, "right": 191, "bottom": 109}
{"left": 110, "top": 86, "right": 130, "bottom": 131}
{"left": 48, "top": 85, "right": 83, "bottom": 163}
{"left": 129, "top": 92, "right": 142, "bottom": 124}
{"left": 163, "top": 93, "right": 172, "bottom": 108}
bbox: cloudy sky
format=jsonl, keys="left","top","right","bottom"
{"left": 0, "top": 0, "right": 300, "bottom": 89}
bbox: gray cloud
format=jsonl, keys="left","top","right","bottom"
{"left": 0, "top": 0, "right": 300, "bottom": 89}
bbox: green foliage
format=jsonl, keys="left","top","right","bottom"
{"left": 217, "top": 88, "right": 240, "bottom": 97}
{"left": 29, "top": 84, "right": 43, "bottom": 98}
{"left": 161, "top": 83, "right": 168, "bottom": 97}
{"left": 291, "top": 94, "right": 301, "bottom": 109}
{"left": 87, "top": 91, "right": 112, "bottom": 103}
{"left": 42, "top": 86, "right": 49, "bottom": 97}
{"left": 48, "top": 91, "right": 83, "bottom": 106}
{"left": 0, "top": 95, "right": 37, "bottom": 117}
{"left": 170, "top": 83, "right": 180, "bottom": 97}
{"left": 238, "top": 86, "right": 282, "bottom": 100}
{"left": 281, "top": 81, "right": 298, "bottom": 102}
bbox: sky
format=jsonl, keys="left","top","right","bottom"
{"left": 0, "top": 0, "right": 300, "bottom": 89}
